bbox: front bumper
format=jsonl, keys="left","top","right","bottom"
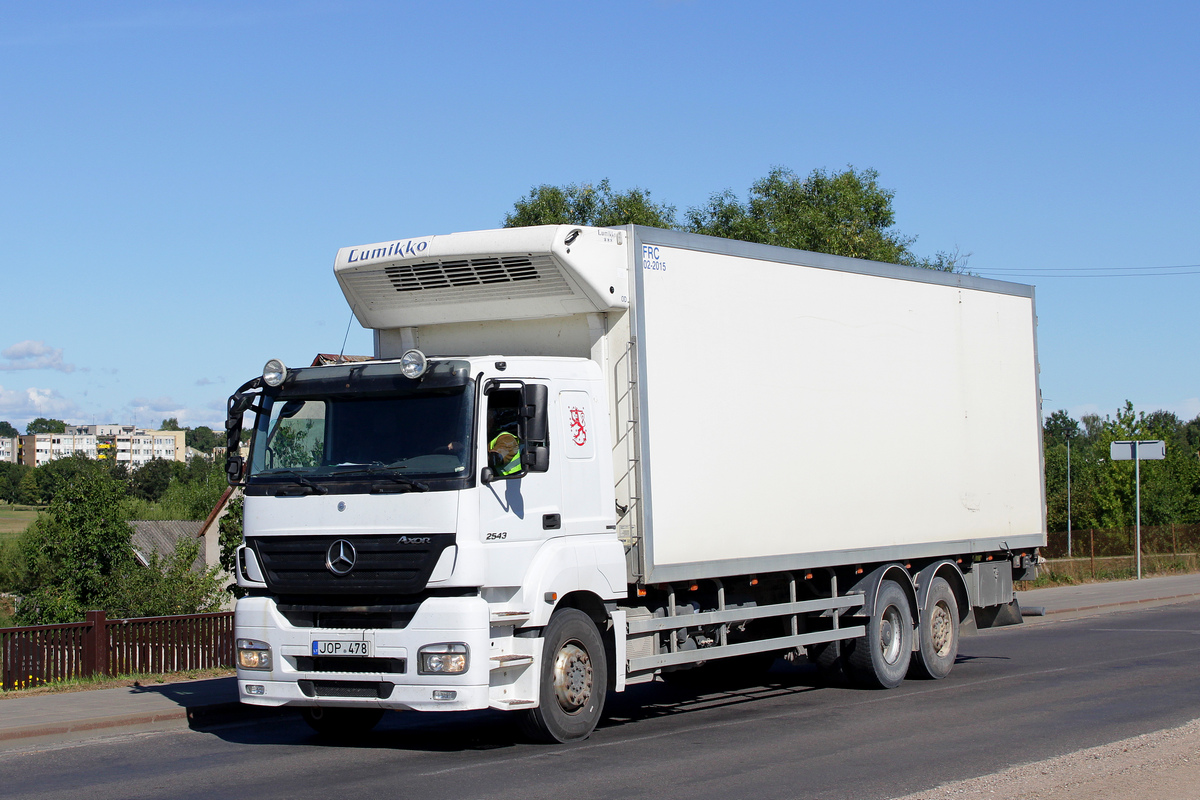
{"left": 235, "top": 594, "right": 491, "bottom": 712}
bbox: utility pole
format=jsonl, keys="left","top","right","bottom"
{"left": 1067, "top": 436, "right": 1072, "bottom": 558}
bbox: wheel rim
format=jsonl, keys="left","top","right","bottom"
{"left": 930, "top": 600, "right": 953, "bottom": 658}
{"left": 879, "top": 604, "right": 903, "bottom": 665}
{"left": 552, "top": 640, "right": 593, "bottom": 714}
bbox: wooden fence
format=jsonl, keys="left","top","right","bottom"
{"left": 0, "top": 610, "right": 234, "bottom": 691}
{"left": 1043, "top": 524, "right": 1200, "bottom": 560}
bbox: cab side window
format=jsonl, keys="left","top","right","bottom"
{"left": 486, "top": 389, "right": 523, "bottom": 478}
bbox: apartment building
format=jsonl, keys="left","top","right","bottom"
{"left": 18, "top": 432, "right": 98, "bottom": 467}
{"left": 45, "top": 425, "right": 189, "bottom": 469}
{"left": 0, "top": 437, "right": 17, "bottom": 464}
{"left": 114, "top": 429, "right": 186, "bottom": 468}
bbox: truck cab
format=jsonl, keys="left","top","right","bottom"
{"left": 231, "top": 352, "right": 625, "bottom": 739}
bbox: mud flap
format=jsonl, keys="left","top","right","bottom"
{"left": 973, "top": 598, "right": 1024, "bottom": 629}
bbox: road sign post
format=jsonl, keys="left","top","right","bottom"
{"left": 1109, "top": 440, "right": 1167, "bottom": 579}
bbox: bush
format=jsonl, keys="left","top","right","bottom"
{"left": 105, "top": 538, "right": 226, "bottom": 619}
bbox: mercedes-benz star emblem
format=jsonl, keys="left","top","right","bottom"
{"left": 325, "top": 539, "right": 357, "bottom": 576}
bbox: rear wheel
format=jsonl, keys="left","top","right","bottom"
{"left": 300, "top": 706, "right": 384, "bottom": 737}
{"left": 519, "top": 609, "right": 608, "bottom": 743}
{"left": 909, "top": 576, "right": 959, "bottom": 680}
{"left": 845, "top": 580, "right": 913, "bottom": 689}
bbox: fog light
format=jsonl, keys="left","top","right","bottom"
{"left": 245, "top": 684, "right": 265, "bottom": 695}
{"left": 237, "top": 638, "right": 272, "bottom": 670}
{"left": 418, "top": 643, "right": 469, "bottom": 674}
{"left": 432, "top": 690, "right": 457, "bottom": 701}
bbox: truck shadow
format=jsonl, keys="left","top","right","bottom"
{"left": 201, "top": 661, "right": 842, "bottom": 753}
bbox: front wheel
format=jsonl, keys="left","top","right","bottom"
{"left": 519, "top": 608, "right": 608, "bottom": 743}
{"left": 845, "top": 579, "right": 913, "bottom": 689}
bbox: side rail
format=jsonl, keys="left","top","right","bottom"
{"left": 625, "top": 594, "right": 865, "bottom": 676}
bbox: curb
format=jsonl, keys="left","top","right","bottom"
{"left": 0, "top": 709, "right": 190, "bottom": 743}
{"left": 0, "top": 701, "right": 291, "bottom": 745}
{"left": 1038, "top": 591, "right": 1200, "bottom": 616}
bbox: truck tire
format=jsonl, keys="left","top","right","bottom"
{"left": 845, "top": 580, "right": 913, "bottom": 689}
{"left": 300, "top": 706, "right": 384, "bottom": 737}
{"left": 909, "top": 576, "right": 959, "bottom": 680}
{"left": 806, "top": 641, "right": 844, "bottom": 676}
{"left": 519, "top": 608, "right": 608, "bottom": 743}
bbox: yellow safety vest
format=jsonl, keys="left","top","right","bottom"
{"left": 489, "top": 433, "right": 522, "bottom": 476}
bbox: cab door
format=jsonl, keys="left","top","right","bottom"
{"left": 477, "top": 380, "right": 563, "bottom": 571}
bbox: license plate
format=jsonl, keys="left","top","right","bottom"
{"left": 312, "top": 640, "right": 371, "bottom": 657}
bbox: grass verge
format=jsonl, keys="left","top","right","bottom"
{"left": 0, "top": 667, "right": 235, "bottom": 698}
{"left": 1017, "top": 554, "right": 1200, "bottom": 590}
{"left": 0, "top": 505, "right": 40, "bottom": 540}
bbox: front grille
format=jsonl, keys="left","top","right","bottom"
{"left": 293, "top": 656, "right": 405, "bottom": 674}
{"left": 275, "top": 601, "right": 423, "bottom": 630}
{"left": 299, "top": 679, "right": 394, "bottom": 699}
{"left": 249, "top": 534, "right": 453, "bottom": 595}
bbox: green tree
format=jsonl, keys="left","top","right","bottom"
{"left": 33, "top": 452, "right": 105, "bottom": 504}
{"left": 1043, "top": 409, "right": 1081, "bottom": 442}
{"left": 26, "top": 418, "right": 66, "bottom": 435}
{"left": 186, "top": 425, "right": 222, "bottom": 453}
{"left": 0, "top": 462, "right": 30, "bottom": 503}
{"left": 160, "top": 417, "right": 181, "bottom": 431}
{"left": 504, "top": 178, "right": 677, "bottom": 229}
{"left": 158, "top": 474, "right": 227, "bottom": 521}
{"left": 686, "top": 166, "right": 967, "bottom": 270}
{"left": 16, "top": 470, "right": 40, "bottom": 505}
{"left": 16, "top": 470, "right": 134, "bottom": 624}
{"left": 1042, "top": 403, "right": 1200, "bottom": 535}
{"left": 0, "top": 420, "right": 19, "bottom": 438}
{"left": 104, "top": 538, "right": 226, "bottom": 618}
{"left": 130, "top": 458, "right": 175, "bottom": 502}
{"left": 218, "top": 494, "right": 243, "bottom": 574}
{"left": 504, "top": 167, "right": 967, "bottom": 271}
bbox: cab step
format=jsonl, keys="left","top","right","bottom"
{"left": 490, "top": 654, "right": 535, "bottom": 668}
{"left": 498, "top": 698, "right": 536, "bottom": 708}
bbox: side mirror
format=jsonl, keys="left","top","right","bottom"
{"left": 226, "top": 454, "right": 245, "bottom": 484}
{"left": 522, "top": 383, "right": 548, "bottom": 443}
{"left": 521, "top": 383, "right": 550, "bottom": 474}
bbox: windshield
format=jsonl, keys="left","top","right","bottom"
{"left": 249, "top": 387, "right": 473, "bottom": 481}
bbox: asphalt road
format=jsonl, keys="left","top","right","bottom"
{"left": 4, "top": 601, "right": 1200, "bottom": 800}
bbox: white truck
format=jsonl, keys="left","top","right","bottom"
{"left": 226, "top": 224, "right": 1045, "bottom": 742}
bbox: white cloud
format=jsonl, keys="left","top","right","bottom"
{"left": 127, "top": 396, "right": 186, "bottom": 415}
{"left": 0, "top": 384, "right": 82, "bottom": 429}
{"left": 124, "top": 397, "right": 221, "bottom": 428}
{"left": 0, "top": 340, "right": 76, "bottom": 373}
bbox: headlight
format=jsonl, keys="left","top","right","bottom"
{"left": 262, "top": 359, "right": 287, "bottom": 387}
{"left": 237, "top": 638, "right": 272, "bottom": 670}
{"left": 418, "top": 643, "right": 469, "bottom": 674}
{"left": 399, "top": 349, "right": 428, "bottom": 379}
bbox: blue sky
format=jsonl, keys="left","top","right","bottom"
{"left": 2, "top": 1, "right": 1197, "bottom": 433}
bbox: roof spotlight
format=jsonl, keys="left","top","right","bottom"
{"left": 399, "top": 349, "right": 429, "bottom": 379}
{"left": 262, "top": 359, "right": 287, "bottom": 387}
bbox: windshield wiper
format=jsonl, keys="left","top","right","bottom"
{"left": 260, "top": 469, "right": 329, "bottom": 495}
{"left": 370, "top": 475, "right": 430, "bottom": 493}
{"left": 331, "top": 463, "right": 430, "bottom": 493}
